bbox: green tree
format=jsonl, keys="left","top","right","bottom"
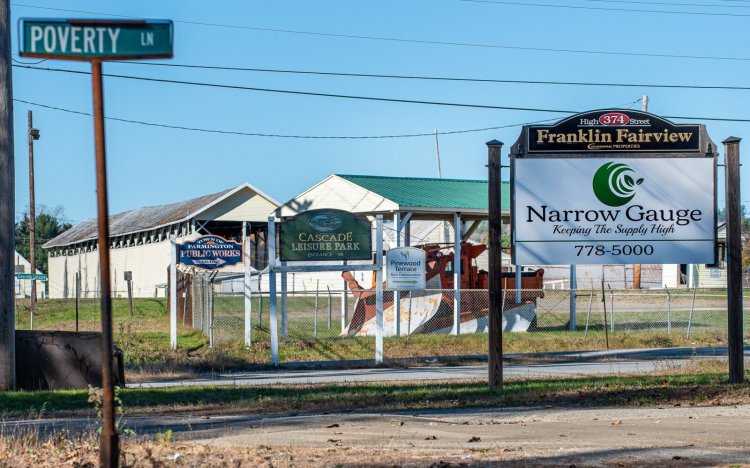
{"left": 15, "top": 206, "right": 73, "bottom": 274}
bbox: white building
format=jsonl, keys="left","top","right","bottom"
{"left": 43, "top": 183, "right": 279, "bottom": 298}
{"left": 14, "top": 250, "right": 45, "bottom": 299}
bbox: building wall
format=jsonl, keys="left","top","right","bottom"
{"left": 48, "top": 240, "right": 173, "bottom": 298}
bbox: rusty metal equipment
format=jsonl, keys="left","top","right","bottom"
{"left": 342, "top": 242, "right": 545, "bottom": 336}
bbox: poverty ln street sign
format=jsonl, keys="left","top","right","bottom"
{"left": 19, "top": 19, "right": 173, "bottom": 60}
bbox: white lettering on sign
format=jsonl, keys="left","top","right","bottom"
{"left": 29, "top": 25, "right": 122, "bottom": 54}
{"left": 141, "top": 32, "right": 154, "bottom": 46}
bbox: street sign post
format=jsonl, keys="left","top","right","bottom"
{"left": 19, "top": 17, "right": 173, "bottom": 468}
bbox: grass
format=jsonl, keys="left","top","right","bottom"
{"left": 13, "top": 296, "right": 750, "bottom": 380}
{"left": 1, "top": 368, "right": 749, "bottom": 418}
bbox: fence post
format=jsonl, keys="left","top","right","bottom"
{"left": 328, "top": 286, "right": 333, "bottom": 331}
{"left": 375, "top": 215, "right": 384, "bottom": 363}
{"left": 268, "top": 217, "right": 279, "bottom": 366}
{"left": 687, "top": 286, "right": 697, "bottom": 338}
{"left": 281, "top": 266, "right": 287, "bottom": 337}
{"left": 665, "top": 287, "right": 672, "bottom": 334}
{"left": 452, "top": 213, "right": 462, "bottom": 335}
{"left": 244, "top": 236, "right": 253, "bottom": 346}
{"left": 75, "top": 271, "right": 80, "bottom": 332}
{"left": 569, "top": 265, "right": 577, "bottom": 331}
{"left": 341, "top": 260, "right": 348, "bottom": 330}
{"left": 314, "top": 279, "right": 319, "bottom": 339}
{"left": 584, "top": 288, "right": 593, "bottom": 338}
{"left": 608, "top": 285, "right": 614, "bottom": 333}
{"left": 257, "top": 273, "right": 263, "bottom": 328}
{"left": 169, "top": 237, "right": 177, "bottom": 350}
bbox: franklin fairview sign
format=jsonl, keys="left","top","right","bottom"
{"left": 527, "top": 110, "right": 701, "bottom": 153}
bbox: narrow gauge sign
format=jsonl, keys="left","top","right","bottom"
{"left": 513, "top": 157, "right": 715, "bottom": 265}
{"left": 386, "top": 247, "right": 426, "bottom": 290}
{"left": 19, "top": 19, "right": 173, "bottom": 60}
{"left": 280, "top": 209, "right": 372, "bottom": 261}
{"left": 178, "top": 235, "right": 243, "bottom": 270}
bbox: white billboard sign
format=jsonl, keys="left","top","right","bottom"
{"left": 514, "top": 157, "right": 715, "bottom": 265}
{"left": 386, "top": 247, "right": 426, "bottom": 290}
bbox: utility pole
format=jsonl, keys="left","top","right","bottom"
{"left": 487, "top": 140, "right": 504, "bottom": 389}
{"left": 27, "top": 111, "right": 39, "bottom": 310}
{"left": 0, "top": 0, "right": 15, "bottom": 391}
{"left": 723, "top": 136, "right": 744, "bottom": 384}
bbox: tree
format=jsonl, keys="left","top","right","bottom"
{"left": 15, "top": 206, "right": 73, "bottom": 274}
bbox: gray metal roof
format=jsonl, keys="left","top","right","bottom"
{"left": 43, "top": 189, "right": 233, "bottom": 249}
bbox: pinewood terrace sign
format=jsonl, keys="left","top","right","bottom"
{"left": 19, "top": 19, "right": 173, "bottom": 60}
{"left": 280, "top": 209, "right": 372, "bottom": 261}
{"left": 527, "top": 110, "right": 701, "bottom": 153}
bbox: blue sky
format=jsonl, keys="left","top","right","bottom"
{"left": 10, "top": 0, "right": 750, "bottom": 224}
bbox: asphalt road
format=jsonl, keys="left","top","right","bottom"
{"left": 128, "top": 345, "right": 750, "bottom": 389}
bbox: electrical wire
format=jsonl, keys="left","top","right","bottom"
{"left": 15, "top": 65, "right": 750, "bottom": 122}
{"left": 13, "top": 97, "right": 568, "bottom": 139}
{"left": 11, "top": 64, "right": 581, "bottom": 114}
{"left": 461, "top": 0, "right": 750, "bottom": 16}
{"left": 585, "top": 0, "right": 750, "bottom": 7}
{"left": 11, "top": 3, "right": 750, "bottom": 62}
{"left": 114, "top": 61, "right": 750, "bottom": 91}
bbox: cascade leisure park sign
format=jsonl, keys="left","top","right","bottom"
{"left": 19, "top": 19, "right": 173, "bottom": 60}
{"left": 178, "top": 235, "right": 243, "bottom": 270}
{"left": 511, "top": 109, "right": 717, "bottom": 266}
{"left": 280, "top": 209, "right": 372, "bottom": 261}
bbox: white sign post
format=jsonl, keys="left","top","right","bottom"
{"left": 514, "top": 157, "right": 715, "bottom": 265}
{"left": 386, "top": 247, "right": 427, "bottom": 290}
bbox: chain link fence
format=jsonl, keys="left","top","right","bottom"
{"left": 184, "top": 273, "right": 745, "bottom": 363}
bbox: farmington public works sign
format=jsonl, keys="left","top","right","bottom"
{"left": 178, "top": 235, "right": 243, "bottom": 270}
{"left": 527, "top": 110, "right": 701, "bottom": 153}
{"left": 280, "top": 209, "right": 372, "bottom": 261}
{"left": 512, "top": 109, "right": 716, "bottom": 266}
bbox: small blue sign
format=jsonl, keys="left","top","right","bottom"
{"left": 178, "top": 235, "right": 243, "bottom": 270}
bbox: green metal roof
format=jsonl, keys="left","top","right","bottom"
{"left": 336, "top": 174, "right": 510, "bottom": 211}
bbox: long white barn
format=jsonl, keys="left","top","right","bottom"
{"left": 43, "top": 184, "right": 279, "bottom": 298}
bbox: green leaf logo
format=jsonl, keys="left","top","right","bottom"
{"left": 592, "top": 162, "right": 643, "bottom": 207}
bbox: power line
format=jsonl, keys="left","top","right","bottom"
{"left": 10, "top": 3, "right": 750, "bottom": 62}
{"left": 462, "top": 0, "right": 750, "bottom": 16}
{"left": 12, "top": 64, "right": 581, "bottom": 114}
{"left": 114, "top": 61, "right": 750, "bottom": 91}
{"left": 14, "top": 64, "right": 750, "bottom": 122}
{"left": 585, "top": 0, "right": 750, "bottom": 8}
{"left": 13, "top": 97, "right": 571, "bottom": 139}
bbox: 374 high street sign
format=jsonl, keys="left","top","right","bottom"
{"left": 19, "top": 19, "right": 173, "bottom": 60}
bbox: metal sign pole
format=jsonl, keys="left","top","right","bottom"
{"left": 91, "top": 59, "right": 118, "bottom": 468}
{"left": 169, "top": 238, "right": 177, "bottom": 350}
{"left": 375, "top": 215, "right": 384, "bottom": 363}
{"left": 244, "top": 236, "right": 252, "bottom": 346}
{"left": 268, "top": 217, "right": 279, "bottom": 366}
